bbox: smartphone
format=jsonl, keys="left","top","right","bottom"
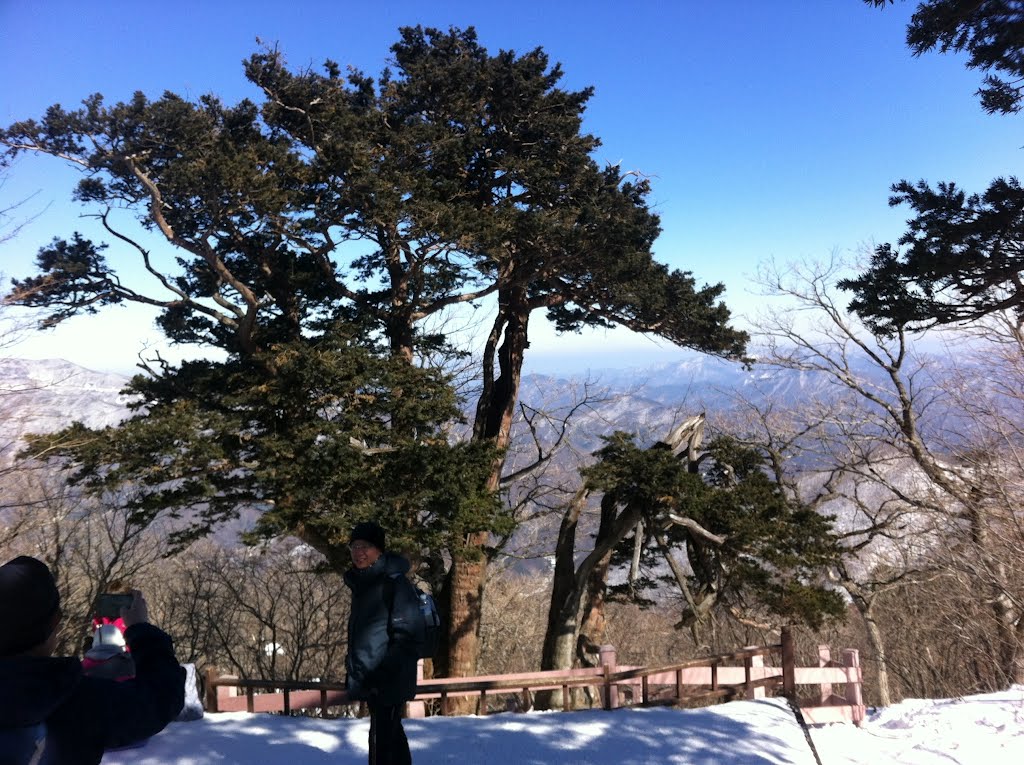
{"left": 95, "top": 592, "right": 134, "bottom": 620}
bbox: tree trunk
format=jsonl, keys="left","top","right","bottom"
{"left": 577, "top": 561, "right": 606, "bottom": 651}
{"left": 1012, "top": 617, "right": 1024, "bottom": 686}
{"left": 540, "top": 489, "right": 589, "bottom": 678}
{"left": 541, "top": 493, "right": 626, "bottom": 671}
{"left": 577, "top": 558, "right": 611, "bottom": 654}
{"left": 573, "top": 535, "right": 613, "bottom": 709}
{"left": 965, "top": 504, "right": 1024, "bottom": 686}
{"left": 444, "top": 288, "right": 530, "bottom": 711}
{"left": 858, "top": 599, "right": 892, "bottom": 706}
{"left": 537, "top": 491, "right": 611, "bottom": 709}
{"left": 577, "top": 497, "right": 617, "bottom": 656}
{"left": 446, "top": 535, "right": 488, "bottom": 679}
{"left": 994, "top": 586, "right": 1024, "bottom": 685}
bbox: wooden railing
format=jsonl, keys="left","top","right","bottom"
{"left": 204, "top": 627, "right": 865, "bottom": 725}
{"left": 408, "top": 642, "right": 789, "bottom": 715}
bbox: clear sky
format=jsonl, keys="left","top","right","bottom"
{"left": 0, "top": 1, "right": 1019, "bottom": 374}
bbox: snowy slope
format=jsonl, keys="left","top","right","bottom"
{"left": 100, "top": 689, "right": 1024, "bottom": 765}
{"left": 811, "top": 686, "right": 1024, "bottom": 765}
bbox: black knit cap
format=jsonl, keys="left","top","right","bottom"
{"left": 350, "top": 521, "right": 386, "bottom": 551}
{"left": 0, "top": 556, "right": 61, "bottom": 656}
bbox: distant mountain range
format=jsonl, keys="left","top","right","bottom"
{"left": 0, "top": 355, "right": 822, "bottom": 555}
{"left": 514, "top": 353, "right": 853, "bottom": 454}
{"left": 0, "top": 358, "right": 131, "bottom": 462}
{"left": 0, "top": 356, "right": 839, "bottom": 458}
{"left": 0, "top": 354, "right": 863, "bottom": 465}
{"left": 0, "top": 355, "right": 941, "bottom": 566}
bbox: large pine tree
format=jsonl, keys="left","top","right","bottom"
{"left": 1, "top": 26, "right": 747, "bottom": 680}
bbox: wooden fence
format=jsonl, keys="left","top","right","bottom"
{"left": 204, "top": 627, "right": 865, "bottom": 725}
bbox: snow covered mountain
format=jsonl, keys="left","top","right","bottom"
{"left": 0, "top": 354, "right": 859, "bottom": 467}
{"left": 0, "top": 358, "right": 131, "bottom": 463}
{"left": 0, "top": 356, "right": 940, "bottom": 559}
{"left": 516, "top": 352, "right": 846, "bottom": 454}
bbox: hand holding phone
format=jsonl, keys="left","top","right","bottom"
{"left": 95, "top": 592, "right": 134, "bottom": 620}
{"left": 120, "top": 589, "right": 149, "bottom": 627}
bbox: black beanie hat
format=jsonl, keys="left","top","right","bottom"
{"left": 350, "top": 521, "right": 386, "bottom": 551}
{"left": 0, "top": 556, "right": 61, "bottom": 656}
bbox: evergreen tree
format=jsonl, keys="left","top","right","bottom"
{"left": 867, "top": 0, "right": 1024, "bottom": 115}
{"left": 846, "top": 2, "right": 1024, "bottom": 332}
{"left": 1, "top": 27, "right": 747, "bottom": 678}
{"left": 590, "top": 433, "right": 843, "bottom": 632}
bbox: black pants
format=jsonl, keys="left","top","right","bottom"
{"left": 368, "top": 703, "right": 411, "bottom": 765}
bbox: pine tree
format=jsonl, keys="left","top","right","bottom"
{"left": 847, "top": 2, "right": 1024, "bottom": 332}
{"left": 1, "top": 26, "right": 747, "bottom": 680}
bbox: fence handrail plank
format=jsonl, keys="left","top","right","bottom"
{"left": 793, "top": 666, "right": 862, "bottom": 684}
{"left": 210, "top": 677, "right": 348, "bottom": 692}
{"left": 415, "top": 674, "right": 607, "bottom": 695}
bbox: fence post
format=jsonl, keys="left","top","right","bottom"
{"left": 818, "top": 645, "right": 833, "bottom": 704}
{"left": 781, "top": 626, "right": 796, "bottom": 699}
{"left": 842, "top": 648, "right": 864, "bottom": 724}
{"left": 745, "top": 650, "right": 764, "bottom": 700}
{"left": 743, "top": 655, "right": 753, "bottom": 700}
{"left": 600, "top": 644, "right": 618, "bottom": 710}
{"left": 204, "top": 667, "right": 219, "bottom": 712}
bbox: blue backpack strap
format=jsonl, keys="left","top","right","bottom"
{"left": 383, "top": 573, "right": 402, "bottom": 639}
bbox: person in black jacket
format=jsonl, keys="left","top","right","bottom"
{"left": 344, "top": 522, "right": 419, "bottom": 765}
{"left": 0, "top": 556, "right": 184, "bottom": 765}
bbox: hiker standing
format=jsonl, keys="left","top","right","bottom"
{"left": 0, "top": 556, "right": 184, "bottom": 765}
{"left": 344, "top": 522, "right": 420, "bottom": 765}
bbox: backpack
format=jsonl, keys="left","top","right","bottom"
{"left": 0, "top": 722, "right": 49, "bottom": 765}
{"left": 387, "top": 574, "right": 442, "bottom": 660}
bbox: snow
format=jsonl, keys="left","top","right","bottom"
{"left": 811, "top": 686, "right": 1024, "bottom": 765}
{"left": 99, "top": 688, "right": 1024, "bottom": 765}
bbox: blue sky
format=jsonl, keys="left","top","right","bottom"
{"left": 0, "top": 1, "right": 1019, "bottom": 373}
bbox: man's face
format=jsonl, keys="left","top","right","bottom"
{"left": 349, "top": 541, "right": 382, "bottom": 570}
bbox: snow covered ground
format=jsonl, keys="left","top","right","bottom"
{"left": 101, "top": 688, "right": 1023, "bottom": 765}
{"left": 810, "top": 686, "right": 1024, "bottom": 765}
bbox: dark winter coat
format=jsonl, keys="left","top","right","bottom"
{"left": 0, "top": 623, "right": 185, "bottom": 765}
{"left": 344, "top": 552, "right": 420, "bottom": 706}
